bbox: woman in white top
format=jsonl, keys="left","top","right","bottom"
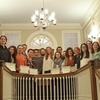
{"left": 80, "top": 43, "right": 92, "bottom": 67}
{"left": 42, "top": 46, "right": 54, "bottom": 74}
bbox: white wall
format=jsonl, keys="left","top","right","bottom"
{"left": 0, "top": 24, "right": 83, "bottom": 50}
{"left": 83, "top": 0, "right": 100, "bottom": 43}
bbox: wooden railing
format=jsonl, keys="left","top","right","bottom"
{"left": 95, "top": 59, "right": 100, "bottom": 100}
{"left": 0, "top": 60, "right": 99, "bottom": 100}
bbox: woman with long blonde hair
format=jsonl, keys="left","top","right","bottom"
{"left": 42, "top": 46, "right": 54, "bottom": 74}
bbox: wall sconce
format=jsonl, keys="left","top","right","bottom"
{"left": 88, "top": 34, "right": 96, "bottom": 41}
{"left": 91, "top": 35, "right": 96, "bottom": 39}
{"left": 97, "top": 32, "right": 100, "bottom": 37}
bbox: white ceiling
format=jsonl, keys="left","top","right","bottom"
{"left": 0, "top": 0, "right": 94, "bottom": 24}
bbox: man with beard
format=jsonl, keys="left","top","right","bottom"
{"left": 33, "top": 49, "right": 43, "bottom": 74}
{"left": 40, "top": 48, "right": 45, "bottom": 57}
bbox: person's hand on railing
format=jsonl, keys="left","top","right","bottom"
{"left": 16, "top": 67, "right": 20, "bottom": 72}
{"left": 60, "top": 71, "right": 63, "bottom": 74}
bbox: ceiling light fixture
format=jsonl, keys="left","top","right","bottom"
{"left": 31, "top": 0, "right": 56, "bottom": 29}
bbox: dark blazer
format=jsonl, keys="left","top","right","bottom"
{"left": 32, "top": 56, "right": 43, "bottom": 74}
{"left": 74, "top": 55, "right": 80, "bottom": 69}
{"left": 0, "top": 45, "right": 11, "bottom": 62}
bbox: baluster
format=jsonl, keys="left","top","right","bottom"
{"left": 15, "top": 77, "right": 17, "bottom": 100}
{"left": 12, "top": 77, "right": 14, "bottom": 100}
{"left": 26, "top": 77, "right": 27, "bottom": 100}
{"left": 63, "top": 77, "right": 65, "bottom": 100}
{"left": 53, "top": 78, "right": 56, "bottom": 100}
{"left": 18, "top": 77, "right": 19, "bottom": 100}
{"left": 32, "top": 78, "right": 34, "bottom": 100}
{"left": 20, "top": 77, "right": 22, "bottom": 100}
{"left": 50, "top": 78, "right": 52, "bottom": 100}
{"left": 39, "top": 78, "right": 41, "bottom": 100}
{"left": 60, "top": 77, "right": 62, "bottom": 100}
{"left": 73, "top": 76, "right": 75, "bottom": 100}
{"left": 22, "top": 77, "right": 24, "bottom": 100}
{"left": 43, "top": 78, "right": 45, "bottom": 100}
{"left": 12, "top": 77, "right": 15, "bottom": 100}
{"left": 46, "top": 78, "right": 48, "bottom": 100}
{"left": 29, "top": 77, "right": 30, "bottom": 100}
{"left": 66, "top": 76, "right": 68, "bottom": 100}
{"left": 69, "top": 76, "right": 71, "bottom": 100}
{"left": 56, "top": 77, "right": 59, "bottom": 100}
{"left": 35, "top": 78, "right": 38, "bottom": 100}
{"left": 71, "top": 76, "right": 73, "bottom": 100}
{"left": 75, "top": 77, "right": 78, "bottom": 100}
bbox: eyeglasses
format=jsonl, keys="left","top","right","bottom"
{"left": 18, "top": 48, "right": 23, "bottom": 49}
{"left": 34, "top": 52, "right": 39, "bottom": 53}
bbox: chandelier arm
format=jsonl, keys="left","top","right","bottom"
{"left": 31, "top": 0, "right": 56, "bottom": 29}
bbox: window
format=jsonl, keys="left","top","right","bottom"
{"left": 62, "top": 30, "right": 81, "bottom": 50}
{"left": 2, "top": 31, "right": 21, "bottom": 47}
{"left": 26, "top": 31, "right": 57, "bottom": 50}
{"left": 31, "top": 35, "right": 52, "bottom": 47}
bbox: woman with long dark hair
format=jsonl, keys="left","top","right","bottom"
{"left": 92, "top": 42, "right": 100, "bottom": 59}
{"left": 9, "top": 46, "right": 17, "bottom": 63}
{"left": 80, "top": 43, "right": 92, "bottom": 67}
{"left": 64, "top": 47, "right": 75, "bottom": 66}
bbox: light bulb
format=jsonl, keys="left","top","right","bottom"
{"left": 53, "top": 19, "right": 56, "bottom": 25}
{"left": 35, "top": 10, "right": 39, "bottom": 16}
{"left": 34, "top": 22, "right": 38, "bottom": 27}
{"left": 40, "top": 13, "right": 44, "bottom": 20}
{"left": 31, "top": 15, "right": 36, "bottom": 22}
{"left": 44, "top": 9, "right": 48, "bottom": 15}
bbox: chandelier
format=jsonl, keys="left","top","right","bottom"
{"left": 31, "top": 0, "right": 56, "bottom": 29}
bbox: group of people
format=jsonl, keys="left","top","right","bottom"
{"left": 0, "top": 35, "right": 100, "bottom": 74}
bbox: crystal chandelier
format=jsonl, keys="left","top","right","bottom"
{"left": 31, "top": 0, "right": 57, "bottom": 29}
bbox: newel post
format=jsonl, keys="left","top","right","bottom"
{"left": 0, "top": 60, "right": 5, "bottom": 100}
{"left": 89, "top": 59, "right": 100, "bottom": 100}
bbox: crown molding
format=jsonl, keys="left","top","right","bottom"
{"left": 80, "top": 0, "right": 100, "bottom": 28}
{"left": 0, "top": 23, "right": 82, "bottom": 30}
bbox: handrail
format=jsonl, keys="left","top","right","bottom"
{"left": 2, "top": 62, "right": 91, "bottom": 78}
{"left": 96, "top": 69, "right": 100, "bottom": 79}
{"left": 95, "top": 63, "right": 100, "bottom": 100}
{"left": 0, "top": 60, "right": 99, "bottom": 100}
